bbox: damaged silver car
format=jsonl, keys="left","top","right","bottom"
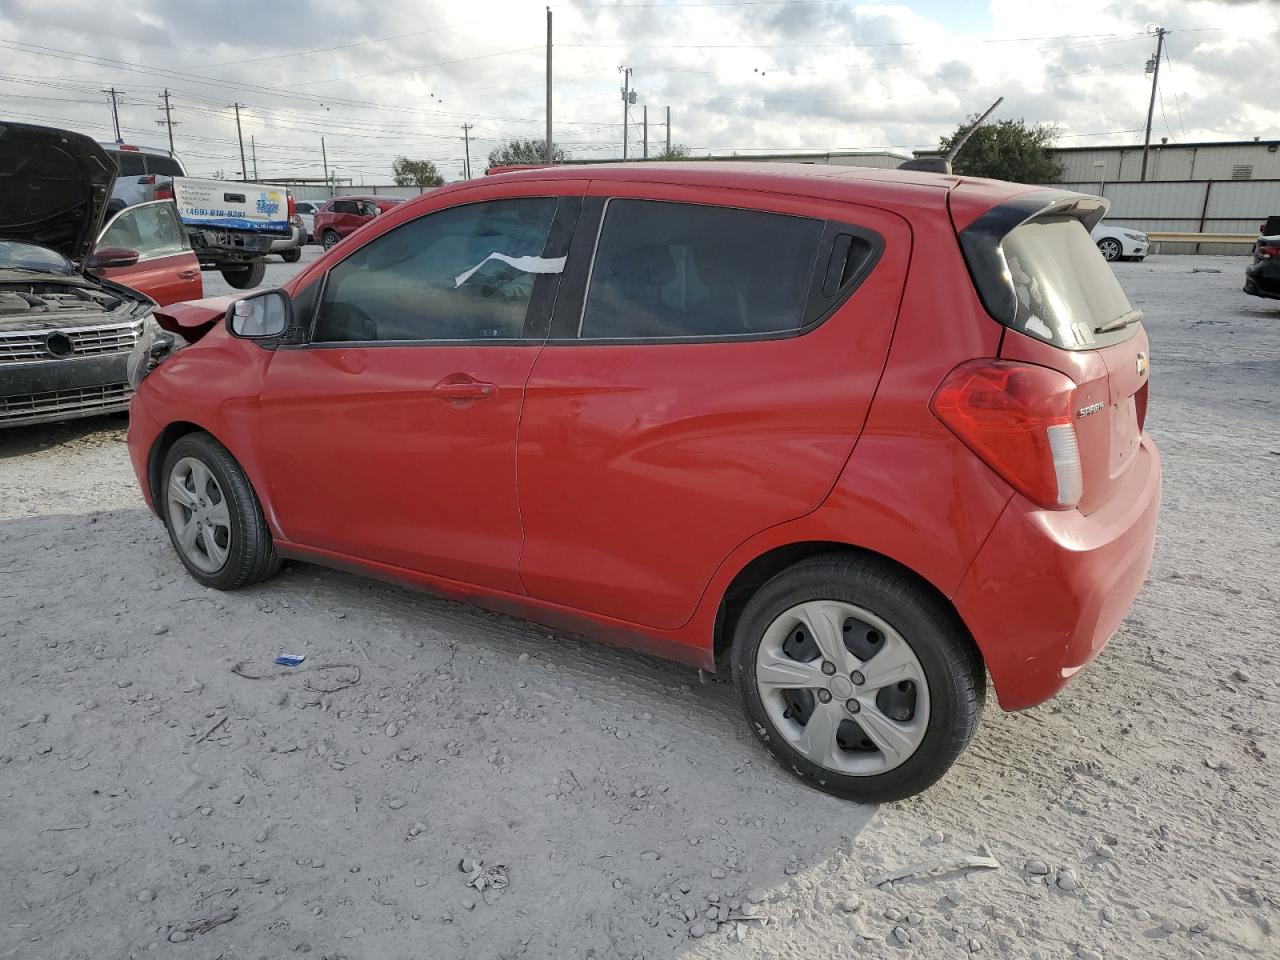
{"left": 1, "top": 122, "right": 155, "bottom": 428}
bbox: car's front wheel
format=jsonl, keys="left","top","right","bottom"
{"left": 280, "top": 248, "right": 302, "bottom": 263}
{"left": 220, "top": 261, "right": 267, "bottom": 289}
{"left": 732, "top": 554, "right": 985, "bottom": 802}
{"left": 321, "top": 229, "right": 341, "bottom": 250}
{"left": 161, "top": 433, "right": 280, "bottom": 590}
{"left": 1097, "top": 237, "right": 1122, "bottom": 262}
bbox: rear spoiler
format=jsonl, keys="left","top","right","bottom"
{"left": 957, "top": 189, "right": 1110, "bottom": 328}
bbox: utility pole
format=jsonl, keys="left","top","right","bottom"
{"left": 101, "top": 87, "right": 124, "bottom": 142}
{"left": 620, "top": 66, "right": 633, "bottom": 159}
{"left": 461, "top": 124, "right": 473, "bottom": 179}
{"left": 643, "top": 105, "right": 648, "bottom": 159}
{"left": 666, "top": 105, "right": 671, "bottom": 156}
{"left": 251, "top": 135, "right": 259, "bottom": 180}
{"left": 231, "top": 103, "right": 247, "bottom": 180}
{"left": 545, "top": 6, "right": 553, "bottom": 164}
{"left": 321, "top": 136, "right": 331, "bottom": 196}
{"left": 1140, "top": 26, "right": 1167, "bottom": 183}
{"left": 155, "top": 89, "right": 178, "bottom": 153}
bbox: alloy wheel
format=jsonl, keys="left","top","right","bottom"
{"left": 754, "top": 600, "right": 930, "bottom": 776}
{"left": 166, "top": 456, "right": 232, "bottom": 574}
{"left": 1099, "top": 238, "right": 1122, "bottom": 262}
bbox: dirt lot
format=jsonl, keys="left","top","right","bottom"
{"left": 2, "top": 254, "right": 1277, "bottom": 960}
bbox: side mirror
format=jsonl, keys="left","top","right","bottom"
{"left": 228, "top": 289, "right": 291, "bottom": 339}
{"left": 86, "top": 246, "right": 140, "bottom": 270}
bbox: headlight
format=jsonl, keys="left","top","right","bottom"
{"left": 1125, "top": 232, "right": 1148, "bottom": 242}
{"left": 127, "top": 314, "right": 180, "bottom": 389}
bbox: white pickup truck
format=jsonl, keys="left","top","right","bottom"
{"left": 99, "top": 143, "right": 299, "bottom": 288}
{"left": 171, "top": 178, "right": 295, "bottom": 287}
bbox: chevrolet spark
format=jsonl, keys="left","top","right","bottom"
{"left": 126, "top": 163, "right": 1160, "bottom": 802}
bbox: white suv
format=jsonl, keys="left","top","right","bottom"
{"left": 99, "top": 143, "right": 185, "bottom": 215}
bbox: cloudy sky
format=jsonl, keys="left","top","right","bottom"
{"left": 0, "top": 0, "right": 1274, "bottom": 182}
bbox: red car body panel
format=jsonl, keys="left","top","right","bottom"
{"left": 94, "top": 248, "right": 202, "bottom": 306}
{"left": 126, "top": 163, "right": 1161, "bottom": 711}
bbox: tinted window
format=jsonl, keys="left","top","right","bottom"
{"left": 579, "top": 200, "right": 824, "bottom": 339}
{"left": 296, "top": 202, "right": 316, "bottom": 214}
{"left": 145, "top": 155, "right": 184, "bottom": 177}
{"left": 108, "top": 150, "right": 145, "bottom": 177}
{"left": 99, "top": 201, "right": 188, "bottom": 260}
{"left": 1001, "top": 216, "right": 1135, "bottom": 348}
{"left": 314, "top": 197, "right": 558, "bottom": 343}
{"left": 331, "top": 200, "right": 361, "bottom": 215}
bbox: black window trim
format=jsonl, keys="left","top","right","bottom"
{"left": 292, "top": 194, "right": 575, "bottom": 350}
{"left": 550, "top": 195, "right": 884, "bottom": 347}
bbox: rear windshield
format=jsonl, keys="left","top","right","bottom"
{"left": 146, "top": 155, "right": 184, "bottom": 177}
{"left": 1000, "top": 216, "right": 1135, "bottom": 348}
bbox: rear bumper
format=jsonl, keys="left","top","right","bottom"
{"left": 953, "top": 435, "right": 1162, "bottom": 711}
{"left": 270, "top": 224, "right": 306, "bottom": 252}
{"left": 1, "top": 354, "right": 131, "bottom": 428}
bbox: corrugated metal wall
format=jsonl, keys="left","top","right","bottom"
{"left": 1055, "top": 142, "right": 1280, "bottom": 183}
{"left": 1047, "top": 179, "right": 1277, "bottom": 255}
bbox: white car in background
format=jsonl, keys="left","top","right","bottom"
{"left": 1091, "top": 222, "right": 1150, "bottom": 262}
{"left": 295, "top": 201, "right": 318, "bottom": 243}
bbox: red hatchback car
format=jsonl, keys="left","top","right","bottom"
{"left": 312, "top": 195, "right": 403, "bottom": 250}
{"left": 126, "top": 164, "right": 1160, "bottom": 801}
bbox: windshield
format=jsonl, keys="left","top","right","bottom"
{"left": 1000, "top": 216, "right": 1136, "bottom": 348}
{"left": 0, "top": 239, "right": 77, "bottom": 275}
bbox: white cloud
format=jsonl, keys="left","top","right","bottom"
{"left": 0, "top": 0, "right": 1274, "bottom": 180}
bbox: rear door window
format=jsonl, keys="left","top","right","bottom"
{"left": 331, "top": 200, "right": 360, "bottom": 215}
{"left": 579, "top": 200, "right": 824, "bottom": 339}
{"left": 1000, "top": 216, "right": 1136, "bottom": 348}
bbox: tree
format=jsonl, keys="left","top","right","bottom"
{"left": 653, "top": 143, "right": 692, "bottom": 160}
{"left": 487, "top": 138, "right": 568, "bottom": 168}
{"left": 938, "top": 117, "right": 1064, "bottom": 184}
{"left": 392, "top": 157, "right": 444, "bottom": 187}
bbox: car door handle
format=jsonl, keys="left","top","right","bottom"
{"left": 433, "top": 380, "right": 497, "bottom": 400}
{"left": 178, "top": 268, "right": 199, "bottom": 279}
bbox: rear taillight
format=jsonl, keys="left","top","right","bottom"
{"left": 1258, "top": 244, "right": 1280, "bottom": 259}
{"left": 154, "top": 182, "right": 174, "bottom": 200}
{"left": 287, "top": 193, "right": 297, "bottom": 218}
{"left": 931, "top": 359, "right": 1083, "bottom": 511}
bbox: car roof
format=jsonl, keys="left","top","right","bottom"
{"left": 458, "top": 161, "right": 1042, "bottom": 214}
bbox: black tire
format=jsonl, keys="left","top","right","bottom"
{"left": 220, "top": 261, "right": 267, "bottom": 290}
{"left": 321, "top": 229, "right": 341, "bottom": 250}
{"left": 1097, "top": 238, "right": 1122, "bottom": 262}
{"left": 280, "top": 247, "right": 302, "bottom": 263}
{"left": 731, "top": 553, "right": 985, "bottom": 803}
{"left": 160, "top": 432, "right": 280, "bottom": 590}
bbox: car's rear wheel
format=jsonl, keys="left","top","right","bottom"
{"left": 161, "top": 433, "right": 280, "bottom": 590}
{"left": 1097, "top": 238, "right": 1122, "bottom": 262}
{"left": 731, "top": 553, "right": 985, "bottom": 802}
{"left": 322, "top": 229, "right": 341, "bottom": 250}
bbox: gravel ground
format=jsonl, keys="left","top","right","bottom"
{"left": 1, "top": 254, "right": 1276, "bottom": 960}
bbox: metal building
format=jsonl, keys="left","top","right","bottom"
{"left": 1051, "top": 139, "right": 1280, "bottom": 185}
